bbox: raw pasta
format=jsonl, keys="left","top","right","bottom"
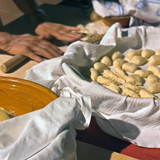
{"left": 93, "top": 62, "right": 108, "bottom": 72}
{"left": 139, "top": 89, "right": 157, "bottom": 98}
{"left": 126, "top": 74, "right": 143, "bottom": 86}
{"left": 97, "top": 76, "right": 122, "bottom": 86}
{"left": 112, "top": 51, "right": 124, "bottom": 60}
{"left": 147, "top": 74, "right": 160, "bottom": 84}
{"left": 124, "top": 82, "right": 142, "bottom": 93}
{"left": 90, "top": 68, "right": 99, "bottom": 81}
{"left": 100, "top": 56, "right": 112, "bottom": 66}
{"left": 103, "top": 69, "right": 125, "bottom": 83}
{"left": 109, "top": 83, "right": 121, "bottom": 93}
{"left": 130, "top": 56, "right": 147, "bottom": 66}
{"left": 148, "top": 82, "right": 160, "bottom": 94}
{"left": 0, "top": 110, "right": 10, "bottom": 122}
{"left": 127, "top": 49, "right": 142, "bottom": 60}
{"left": 114, "top": 66, "right": 128, "bottom": 79}
{"left": 155, "top": 49, "right": 160, "bottom": 55}
{"left": 122, "top": 88, "right": 140, "bottom": 97}
{"left": 113, "top": 58, "right": 127, "bottom": 67}
{"left": 134, "top": 70, "right": 152, "bottom": 78}
{"left": 141, "top": 49, "right": 155, "bottom": 59}
{"left": 122, "top": 63, "right": 138, "bottom": 73}
{"left": 149, "top": 55, "right": 160, "bottom": 66}
{"left": 148, "top": 65, "right": 160, "bottom": 74}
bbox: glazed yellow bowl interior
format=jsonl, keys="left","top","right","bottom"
{"left": 0, "top": 76, "right": 58, "bottom": 116}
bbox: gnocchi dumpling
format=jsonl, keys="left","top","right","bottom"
{"left": 126, "top": 74, "right": 143, "bottom": 86}
{"left": 130, "top": 56, "right": 147, "bottom": 66}
{"left": 141, "top": 49, "right": 155, "bottom": 59}
{"left": 127, "top": 49, "right": 142, "bottom": 60}
{"left": 112, "top": 51, "right": 124, "bottom": 61}
{"left": 148, "top": 65, "right": 160, "bottom": 74}
{"left": 100, "top": 56, "right": 112, "bottom": 66}
{"left": 122, "top": 63, "right": 138, "bottom": 73}
{"left": 0, "top": 110, "right": 10, "bottom": 122}
{"left": 147, "top": 74, "right": 160, "bottom": 85}
{"left": 114, "top": 66, "right": 128, "bottom": 80}
{"left": 90, "top": 68, "right": 99, "bottom": 81}
{"left": 139, "top": 89, "right": 157, "bottom": 98}
{"left": 148, "top": 82, "right": 160, "bottom": 94}
{"left": 124, "top": 82, "right": 142, "bottom": 93}
{"left": 93, "top": 62, "right": 108, "bottom": 72}
{"left": 103, "top": 69, "right": 125, "bottom": 83}
{"left": 149, "top": 55, "right": 160, "bottom": 66}
{"left": 155, "top": 49, "right": 160, "bottom": 55}
{"left": 122, "top": 88, "right": 140, "bottom": 97}
{"left": 109, "top": 83, "right": 121, "bottom": 93}
{"left": 97, "top": 76, "right": 122, "bottom": 86}
{"left": 113, "top": 58, "right": 127, "bottom": 67}
{"left": 134, "top": 70, "right": 152, "bottom": 78}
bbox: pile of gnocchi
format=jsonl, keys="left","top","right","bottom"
{"left": 90, "top": 48, "right": 160, "bottom": 98}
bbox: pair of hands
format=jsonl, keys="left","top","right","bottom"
{"left": 0, "top": 23, "right": 82, "bottom": 62}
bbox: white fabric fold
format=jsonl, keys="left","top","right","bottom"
{"left": 0, "top": 97, "right": 92, "bottom": 160}
{"left": 2, "top": 23, "right": 160, "bottom": 159}
{"left": 25, "top": 23, "right": 160, "bottom": 149}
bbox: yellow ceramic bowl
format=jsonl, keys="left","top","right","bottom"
{"left": 0, "top": 76, "right": 58, "bottom": 116}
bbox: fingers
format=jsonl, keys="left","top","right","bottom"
{"left": 8, "top": 45, "right": 44, "bottom": 63}
{"left": 35, "top": 22, "right": 82, "bottom": 42}
{"left": 8, "top": 34, "right": 64, "bottom": 62}
{"left": 29, "top": 41, "right": 63, "bottom": 58}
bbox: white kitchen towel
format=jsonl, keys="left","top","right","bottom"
{"left": 25, "top": 23, "right": 160, "bottom": 148}
{"left": 92, "top": 0, "right": 160, "bottom": 26}
{"left": 0, "top": 96, "right": 92, "bottom": 160}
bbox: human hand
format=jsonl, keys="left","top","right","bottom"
{"left": 0, "top": 32, "right": 64, "bottom": 62}
{"left": 35, "top": 22, "right": 82, "bottom": 42}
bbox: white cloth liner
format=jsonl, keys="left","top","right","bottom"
{"left": 25, "top": 23, "right": 160, "bottom": 148}
{"left": 1, "top": 23, "right": 160, "bottom": 159}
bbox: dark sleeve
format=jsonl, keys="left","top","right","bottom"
{"left": 12, "top": 0, "right": 47, "bottom": 26}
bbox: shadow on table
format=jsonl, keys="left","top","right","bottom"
{"left": 76, "top": 116, "right": 134, "bottom": 153}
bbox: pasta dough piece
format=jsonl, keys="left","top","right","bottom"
{"left": 148, "top": 65, "right": 160, "bottom": 74}
{"left": 148, "top": 82, "right": 160, "bottom": 93}
{"left": 114, "top": 66, "right": 128, "bottom": 80}
{"left": 90, "top": 68, "right": 99, "bottom": 81}
{"left": 109, "top": 83, "right": 121, "bottom": 93}
{"left": 0, "top": 110, "right": 10, "bottom": 122}
{"left": 155, "top": 49, "right": 160, "bottom": 55}
{"left": 149, "top": 55, "right": 160, "bottom": 65}
{"left": 93, "top": 62, "right": 108, "bottom": 72}
{"left": 147, "top": 74, "right": 160, "bottom": 85}
{"left": 103, "top": 69, "right": 125, "bottom": 83}
{"left": 141, "top": 49, "right": 155, "bottom": 59}
{"left": 111, "top": 51, "right": 124, "bottom": 61}
{"left": 113, "top": 58, "right": 127, "bottom": 67}
{"left": 100, "top": 56, "right": 112, "bottom": 66}
{"left": 154, "top": 71, "right": 160, "bottom": 78}
{"left": 130, "top": 56, "right": 147, "bottom": 66}
{"left": 122, "top": 88, "right": 140, "bottom": 97}
{"left": 127, "top": 49, "right": 142, "bottom": 60}
{"left": 97, "top": 76, "right": 122, "bottom": 86}
{"left": 126, "top": 74, "right": 143, "bottom": 86}
{"left": 122, "top": 63, "right": 138, "bottom": 73}
{"left": 134, "top": 70, "right": 152, "bottom": 78}
{"left": 139, "top": 89, "right": 157, "bottom": 98}
{"left": 124, "top": 82, "right": 142, "bottom": 93}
